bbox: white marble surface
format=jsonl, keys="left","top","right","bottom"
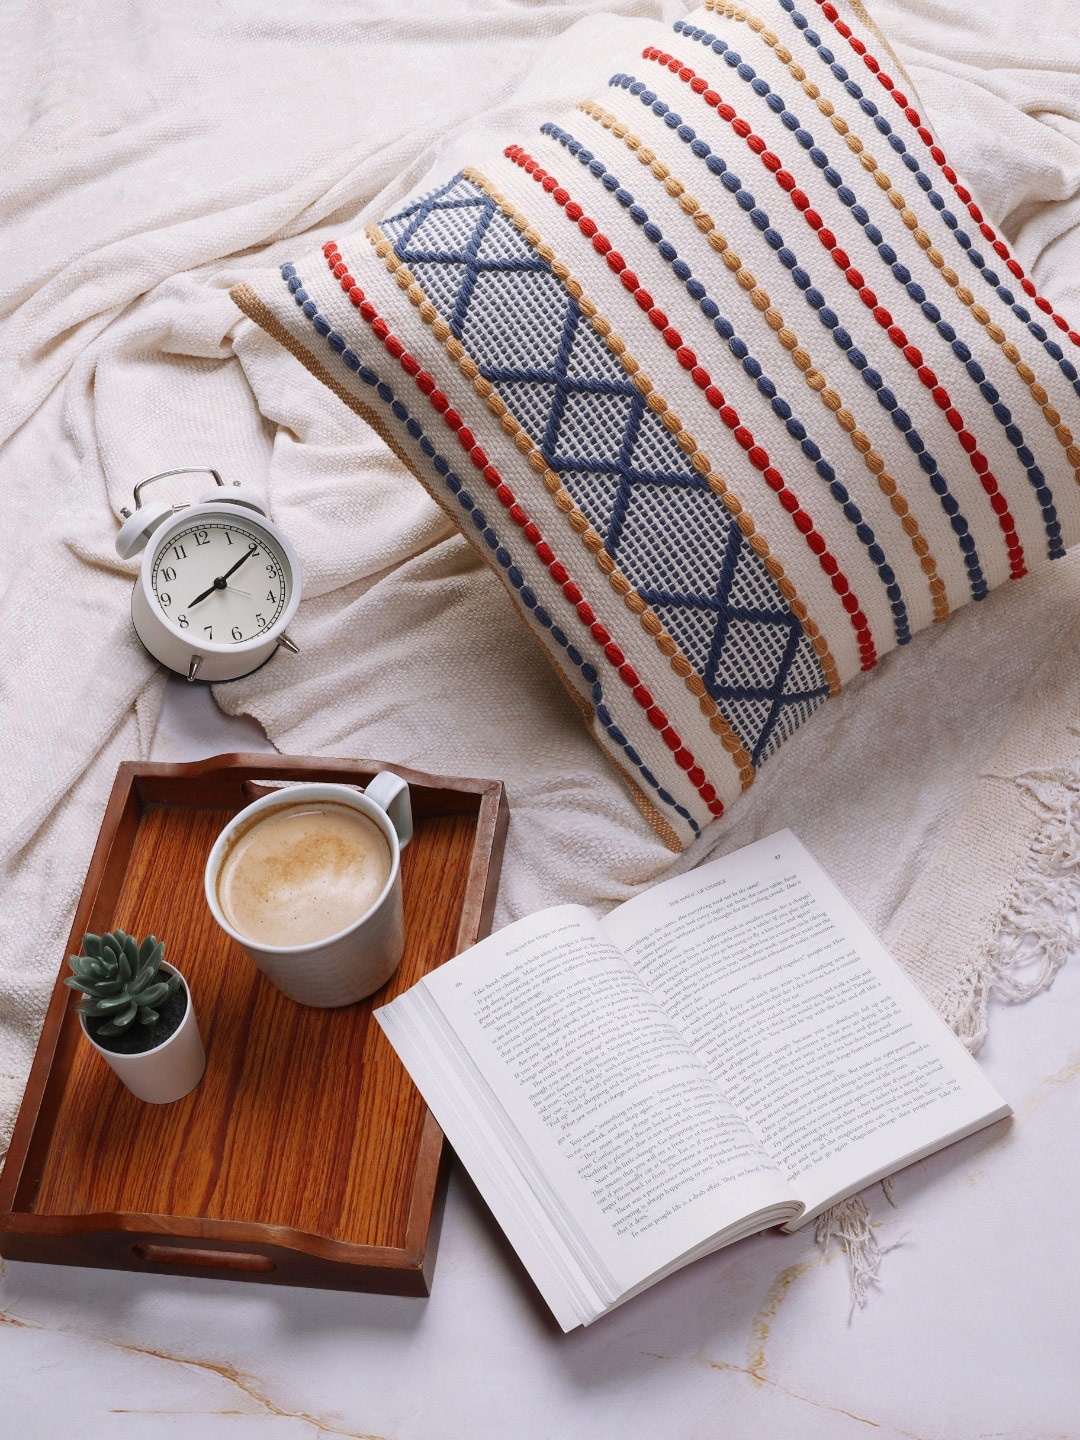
{"left": 3, "top": 681, "right": 1078, "bottom": 1440}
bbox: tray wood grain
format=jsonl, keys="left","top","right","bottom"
{"left": 0, "top": 754, "right": 508, "bottom": 1294}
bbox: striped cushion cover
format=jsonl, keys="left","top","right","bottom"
{"left": 232, "top": 0, "right": 1080, "bottom": 852}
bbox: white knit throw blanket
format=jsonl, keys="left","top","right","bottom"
{"left": 2, "top": 0, "right": 1079, "bottom": 1307}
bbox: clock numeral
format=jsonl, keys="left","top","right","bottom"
{"left": 177, "top": 614, "right": 189, "bottom": 629}
{"left": 203, "top": 625, "right": 214, "bottom": 639}
{"left": 255, "top": 613, "right": 265, "bottom": 629}
{"left": 194, "top": 529, "right": 209, "bottom": 547}
{"left": 224, "top": 530, "right": 233, "bottom": 545}
{"left": 173, "top": 544, "right": 187, "bottom": 562}
{"left": 162, "top": 566, "right": 176, "bottom": 582}
{"left": 266, "top": 563, "right": 276, "bottom": 574}
{"left": 231, "top": 625, "right": 243, "bottom": 641}
{"left": 159, "top": 592, "right": 171, "bottom": 608}
{"left": 267, "top": 591, "right": 276, "bottom": 604}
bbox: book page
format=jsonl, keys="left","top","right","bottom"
{"left": 379, "top": 903, "right": 798, "bottom": 1326}
{"left": 602, "top": 833, "right": 1009, "bottom": 1222}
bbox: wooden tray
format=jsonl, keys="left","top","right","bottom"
{"left": 0, "top": 754, "right": 508, "bottom": 1294}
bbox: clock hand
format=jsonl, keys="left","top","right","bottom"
{"left": 187, "top": 545, "right": 258, "bottom": 607}
{"left": 219, "top": 544, "right": 259, "bottom": 583}
{"left": 187, "top": 581, "right": 221, "bottom": 608}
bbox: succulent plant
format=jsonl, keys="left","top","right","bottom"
{"left": 65, "top": 930, "right": 179, "bottom": 1037}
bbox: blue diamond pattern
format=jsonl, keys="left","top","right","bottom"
{"left": 382, "top": 174, "right": 829, "bottom": 765}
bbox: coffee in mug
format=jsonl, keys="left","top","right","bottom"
{"left": 204, "top": 774, "right": 413, "bottom": 1008}
{"left": 216, "top": 802, "right": 392, "bottom": 948}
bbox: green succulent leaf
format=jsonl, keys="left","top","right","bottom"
{"left": 131, "top": 963, "right": 154, "bottom": 993}
{"left": 80, "top": 997, "right": 116, "bottom": 1016}
{"left": 131, "top": 945, "right": 164, "bottom": 991}
{"left": 64, "top": 977, "right": 93, "bottom": 995}
{"left": 92, "top": 992, "right": 134, "bottom": 1013}
{"left": 98, "top": 1016, "right": 133, "bottom": 1038}
{"left": 162, "top": 971, "right": 181, "bottom": 1001}
{"left": 81, "top": 934, "right": 103, "bottom": 959}
{"left": 113, "top": 999, "right": 138, "bottom": 1028}
{"left": 136, "top": 1006, "right": 159, "bottom": 1026}
{"left": 122, "top": 933, "right": 139, "bottom": 966}
{"left": 136, "top": 981, "right": 170, "bottom": 1008}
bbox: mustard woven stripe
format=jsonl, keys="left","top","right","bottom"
{"left": 706, "top": 0, "right": 1080, "bottom": 482}
{"left": 579, "top": 97, "right": 950, "bottom": 621}
{"left": 368, "top": 206, "right": 776, "bottom": 788}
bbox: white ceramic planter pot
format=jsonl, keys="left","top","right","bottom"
{"left": 79, "top": 962, "right": 205, "bottom": 1103}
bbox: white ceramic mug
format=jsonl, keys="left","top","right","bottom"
{"left": 204, "top": 774, "right": 412, "bottom": 1008}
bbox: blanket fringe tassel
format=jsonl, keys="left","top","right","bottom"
{"left": 950, "top": 762, "right": 1080, "bottom": 1053}
{"left": 814, "top": 1194, "right": 903, "bottom": 1320}
{"left": 819, "top": 758, "right": 1080, "bottom": 1312}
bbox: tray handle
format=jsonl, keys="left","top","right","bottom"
{"left": 131, "top": 1242, "right": 276, "bottom": 1274}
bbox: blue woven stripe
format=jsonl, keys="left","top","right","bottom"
{"left": 611, "top": 70, "right": 996, "bottom": 594}
{"left": 381, "top": 174, "right": 831, "bottom": 768}
{"left": 670, "top": 21, "right": 1066, "bottom": 562}
{"left": 278, "top": 259, "right": 699, "bottom": 835}
{"left": 540, "top": 119, "right": 911, "bottom": 647}
{"left": 755, "top": 2, "right": 1080, "bottom": 406}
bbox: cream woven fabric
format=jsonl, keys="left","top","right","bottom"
{"left": 233, "top": 0, "right": 1080, "bottom": 850}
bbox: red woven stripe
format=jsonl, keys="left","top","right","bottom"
{"left": 644, "top": 47, "right": 1026, "bottom": 576}
{"left": 503, "top": 142, "right": 877, "bottom": 668}
{"left": 811, "top": 0, "right": 1080, "bottom": 349}
{"left": 321, "top": 240, "right": 726, "bottom": 813}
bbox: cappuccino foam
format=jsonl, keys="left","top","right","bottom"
{"left": 218, "top": 803, "right": 392, "bottom": 948}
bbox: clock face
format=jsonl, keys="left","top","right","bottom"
{"left": 149, "top": 516, "right": 291, "bottom": 645}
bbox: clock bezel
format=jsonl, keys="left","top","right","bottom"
{"left": 132, "top": 501, "right": 301, "bottom": 682}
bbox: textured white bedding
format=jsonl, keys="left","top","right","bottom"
{"left": 1, "top": 0, "right": 1078, "bottom": 1164}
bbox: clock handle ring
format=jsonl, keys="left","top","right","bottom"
{"left": 126, "top": 467, "right": 232, "bottom": 515}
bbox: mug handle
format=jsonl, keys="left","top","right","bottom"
{"left": 364, "top": 771, "right": 413, "bottom": 850}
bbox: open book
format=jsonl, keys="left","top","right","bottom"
{"left": 376, "top": 831, "right": 1009, "bottom": 1330}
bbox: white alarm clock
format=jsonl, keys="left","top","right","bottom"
{"left": 116, "top": 468, "right": 301, "bottom": 682}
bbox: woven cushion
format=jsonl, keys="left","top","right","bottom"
{"left": 232, "top": 0, "right": 1080, "bottom": 852}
